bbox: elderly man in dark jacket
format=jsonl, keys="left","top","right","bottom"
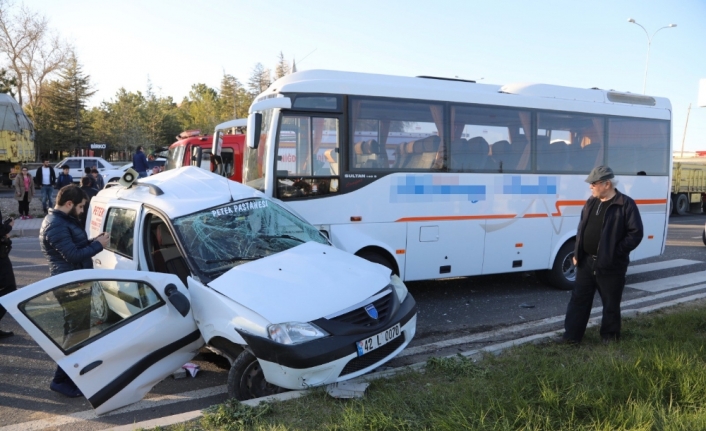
{"left": 39, "top": 185, "right": 109, "bottom": 397}
{"left": 563, "top": 166, "right": 643, "bottom": 345}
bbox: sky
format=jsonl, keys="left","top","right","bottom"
{"left": 18, "top": 0, "right": 706, "bottom": 152}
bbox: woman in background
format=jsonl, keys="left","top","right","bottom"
{"left": 13, "top": 166, "right": 34, "bottom": 219}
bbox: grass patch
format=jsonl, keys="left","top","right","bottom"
{"left": 157, "top": 304, "right": 706, "bottom": 430}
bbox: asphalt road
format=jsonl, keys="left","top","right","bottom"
{"left": 1, "top": 214, "right": 705, "bottom": 430}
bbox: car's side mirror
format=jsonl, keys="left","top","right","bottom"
{"left": 165, "top": 284, "right": 190, "bottom": 317}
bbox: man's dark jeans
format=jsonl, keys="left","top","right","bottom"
{"left": 564, "top": 255, "right": 626, "bottom": 343}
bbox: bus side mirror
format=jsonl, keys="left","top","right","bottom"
{"left": 191, "top": 146, "right": 202, "bottom": 167}
{"left": 247, "top": 113, "right": 262, "bottom": 149}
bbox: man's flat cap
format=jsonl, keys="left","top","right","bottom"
{"left": 585, "top": 165, "right": 615, "bottom": 183}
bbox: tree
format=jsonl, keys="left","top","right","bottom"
{"left": 34, "top": 57, "right": 95, "bottom": 156}
{"left": 0, "top": 0, "right": 72, "bottom": 109}
{"left": 0, "top": 67, "right": 16, "bottom": 96}
{"left": 274, "top": 51, "right": 290, "bottom": 80}
{"left": 219, "top": 73, "right": 253, "bottom": 121}
{"left": 247, "top": 63, "right": 271, "bottom": 96}
{"left": 179, "top": 83, "right": 220, "bottom": 134}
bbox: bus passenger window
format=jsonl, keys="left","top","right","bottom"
{"left": 537, "top": 113, "right": 605, "bottom": 174}
{"left": 351, "top": 98, "right": 442, "bottom": 171}
{"left": 450, "top": 105, "right": 530, "bottom": 173}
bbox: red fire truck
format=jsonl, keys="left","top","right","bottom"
{"left": 165, "top": 119, "right": 246, "bottom": 182}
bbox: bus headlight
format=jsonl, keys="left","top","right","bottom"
{"left": 267, "top": 322, "right": 328, "bottom": 345}
{"left": 390, "top": 274, "right": 408, "bottom": 303}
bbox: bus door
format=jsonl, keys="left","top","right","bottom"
{"left": 404, "top": 218, "right": 487, "bottom": 281}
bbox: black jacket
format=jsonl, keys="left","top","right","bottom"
{"left": 574, "top": 189, "right": 643, "bottom": 274}
{"left": 35, "top": 165, "right": 56, "bottom": 186}
{"left": 40, "top": 209, "right": 103, "bottom": 276}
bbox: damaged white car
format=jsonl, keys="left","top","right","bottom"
{"left": 0, "top": 166, "right": 417, "bottom": 414}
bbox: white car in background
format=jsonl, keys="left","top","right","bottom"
{"left": 0, "top": 166, "right": 417, "bottom": 415}
{"left": 55, "top": 157, "right": 116, "bottom": 183}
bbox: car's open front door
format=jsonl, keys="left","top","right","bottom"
{"left": 0, "top": 269, "right": 203, "bottom": 415}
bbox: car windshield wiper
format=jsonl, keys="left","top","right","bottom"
{"left": 205, "top": 255, "right": 265, "bottom": 264}
{"left": 261, "top": 234, "right": 306, "bottom": 243}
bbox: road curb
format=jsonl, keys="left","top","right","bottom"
{"left": 13, "top": 228, "right": 39, "bottom": 238}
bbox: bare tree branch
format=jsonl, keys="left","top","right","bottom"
{"left": 0, "top": 0, "right": 72, "bottom": 108}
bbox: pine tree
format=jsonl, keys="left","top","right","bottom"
{"left": 247, "top": 63, "right": 271, "bottom": 96}
{"left": 36, "top": 57, "right": 95, "bottom": 155}
{"left": 220, "top": 73, "right": 243, "bottom": 119}
{"left": 274, "top": 52, "right": 290, "bottom": 80}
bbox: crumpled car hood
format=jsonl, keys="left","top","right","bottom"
{"left": 207, "top": 242, "right": 390, "bottom": 323}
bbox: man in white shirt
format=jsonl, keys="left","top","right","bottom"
{"left": 35, "top": 159, "right": 56, "bottom": 216}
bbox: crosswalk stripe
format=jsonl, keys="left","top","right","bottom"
{"left": 626, "top": 259, "right": 701, "bottom": 275}
{"left": 627, "top": 270, "right": 706, "bottom": 292}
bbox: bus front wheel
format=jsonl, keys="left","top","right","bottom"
{"left": 357, "top": 249, "right": 398, "bottom": 276}
{"left": 547, "top": 240, "right": 576, "bottom": 291}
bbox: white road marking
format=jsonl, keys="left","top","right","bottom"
{"left": 626, "top": 259, "right": 701, "bottom": 275}
{"left": 0, "top": 386, "right": 227, "bottom": 431}
{"left": 627, "top": 270, "right": 706, "bottom": 292}
{"left": 400, "top": 282, "right": 706, "bottom": 357}
{"left": 12, "top": 264, "right": 48, "bottom": 268}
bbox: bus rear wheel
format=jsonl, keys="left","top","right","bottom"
{"left": 547, "top": 240, "right": 576, "bottom": 291}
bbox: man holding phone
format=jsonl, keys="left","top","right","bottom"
{"left": 39, "top": 185, "right": 109, "bottom": 397}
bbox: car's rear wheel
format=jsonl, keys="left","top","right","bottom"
{"left": 227, "top": 350, "right": 287, "bottom": 400}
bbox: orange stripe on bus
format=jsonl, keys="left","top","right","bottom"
{"left": 394, "top": 199, "right": 665, "bottom": 223}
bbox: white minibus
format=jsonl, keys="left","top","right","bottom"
{"left": 241, "top": 70, "right": 671, "bottom": 289}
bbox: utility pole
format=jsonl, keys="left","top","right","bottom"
{"left": 681, "top": 103, "right": 691, "bottom": 158}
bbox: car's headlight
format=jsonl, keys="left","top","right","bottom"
{"left": 390, "top": 274, "right": 408, "bottom": 303}
{"left": 267, "top": 322, "right": 328, "bottom": 345}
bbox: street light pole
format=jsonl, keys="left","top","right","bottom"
{"left": 627, "top": 19, "right": 677, "bottom": 94}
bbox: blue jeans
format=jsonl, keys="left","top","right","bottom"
{"left": 40, "top": 185, "right": 54, "bottom": 211}
{"left": 137, "top": 171, "right": 147, "bottom": 178}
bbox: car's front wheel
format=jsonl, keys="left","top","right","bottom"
{"left": 227, "top": 350, "right": 287, "bottom": 400}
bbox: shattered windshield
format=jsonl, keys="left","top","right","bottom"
{"left": 172, "top": 198, "right": 328, "bottom": 282}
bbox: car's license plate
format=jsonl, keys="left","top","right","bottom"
{"left": 356, "top": 323, "right": 401, "bottom": 356}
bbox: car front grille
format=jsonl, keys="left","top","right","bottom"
{"left": 330, "top": 292, "right": 393, "bottom": 327}
{"left": 338, "top": 334, "right": 406, "bottom": 377}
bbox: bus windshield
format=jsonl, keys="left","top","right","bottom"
{"left": 172, "top": 197, "right": 328, "bottom": 282}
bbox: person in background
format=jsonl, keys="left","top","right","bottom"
{"left": 79, "top": 177, "right": 98, "bottom": 229}
{"left": 0, "top": 210, "right": 15, "bottom": 338}
{"left": 91, "top": 168, "right": 105, "bottom": 190}
{"left": 151, "top": 166, "right": 160, "bottom": 176}
{"left": 562, "top": 166, "right": 643, "bottom": 345}
{"left": 132, "top": 146, "right": 149, "bottom": 178}
{"left": 13, "top": 166, "right": 34, "bottom": 219}
{"left": 56, "top": 165, "right": 74, "bottom": 189}
{"left": 40, "top": 185, "right": 109, "bottom": 397}
{"left": 35, "top": 159, "right": 56, "bottom": 216}
{"left": 82, "top": 167, "right": 96, "bottom": 189}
